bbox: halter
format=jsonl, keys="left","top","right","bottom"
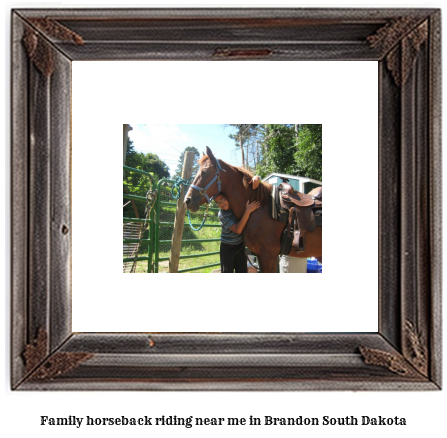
{"left": 189, "top": 158, "right": 226, "bottom": 203}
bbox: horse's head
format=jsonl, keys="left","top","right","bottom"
{"left": 184, "top": 146, "right": 223, "bottom": 212}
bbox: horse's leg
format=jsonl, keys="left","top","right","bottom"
{"left": 256, "top": 252, "right": 278, "bottom": 273}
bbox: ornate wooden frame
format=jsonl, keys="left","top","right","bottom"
{"left": 11, "top": 8, "right": 442, "bottom": 390}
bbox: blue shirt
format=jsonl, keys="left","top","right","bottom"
{"left": 218, "top": 209, "right": 244, "bottom": 245}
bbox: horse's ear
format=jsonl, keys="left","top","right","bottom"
{"left": 206, "top": 146, "right": 217, "bottom": 166}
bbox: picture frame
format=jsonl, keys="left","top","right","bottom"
{"left": 11, "top": 8, "right": 441, "bottom": 390}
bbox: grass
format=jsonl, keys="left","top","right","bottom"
{"left": 127, "top": 217, "right": 223, "bottom": 274}
{"left": 158, "top": 221, "right": 221, "bottom": 273}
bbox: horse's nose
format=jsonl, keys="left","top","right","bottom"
{"left": 184, "top": 197, "right": 191, "bottom": 206}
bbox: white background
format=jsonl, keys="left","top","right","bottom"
{"left": 2, "top": 1, "right": 445, "bottom": 438}
{"left": 72, "top": 60, "right": 378, "bottom": 333}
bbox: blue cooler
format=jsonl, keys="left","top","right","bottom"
{"left": 307, "top": 258, "right": 322, "bottom": 273}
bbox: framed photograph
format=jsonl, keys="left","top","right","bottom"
{"left": 11, "top": 8, "right": 441, "bottom": 390}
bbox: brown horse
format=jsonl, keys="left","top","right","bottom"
{"left": 184, "top": 147, "right": 322, "bottom": 273}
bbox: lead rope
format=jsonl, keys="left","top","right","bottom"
{"left": 171, "top": 176, "right": 210, "bottom": 231}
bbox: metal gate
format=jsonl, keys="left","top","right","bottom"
{"left": 123, "top": 165, "right": 156, "bottom": 273}
{"left": 123, "top": 166, "right": 222, "bottom": 273}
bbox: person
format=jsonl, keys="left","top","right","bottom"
{"left": 214, "top": 176, "right": 261, "bottom": 273}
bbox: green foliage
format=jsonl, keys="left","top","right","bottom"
{"left": 125, "top": 138, "right": 170, "bottom": 182}
{"left": 245, "top": 124, "right": 322, "bottom": 182}
{"left": 261, "top": 124, "right": 296, "bottom": 176}
{"left": 294, "top": 124, "right": 322, "bottom": 181}
{"left": 123, "top": 138, "right": 170, "bottom": 219}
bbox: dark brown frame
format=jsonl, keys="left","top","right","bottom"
{"left": 11, "top": 8, "right": 441, "bottom": 390}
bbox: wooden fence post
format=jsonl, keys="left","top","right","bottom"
{"left": 123, "top": 124, "right": 132, "bottom": 165}
{"left": 169, "top": 151, "right": 194, "bottom": 273}
{"left": 123, "top": 124, "right": 132, "bottom": 178}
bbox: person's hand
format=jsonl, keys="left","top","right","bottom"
{"left": 249, "top": 175, "right": 261, "bottom": 189}
{"left": 245, "top": 200, "right": 261, "bottom": 214}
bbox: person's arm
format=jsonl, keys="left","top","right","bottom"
{"left": 229, "top": 201, "right": 260, "bottom": 234}
{"left": 249, "top": 175, "right": 261, "bottom": 189}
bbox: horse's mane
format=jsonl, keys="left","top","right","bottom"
{"left": 199, "top": 154, "right": 271, "bottom": 206}
{"left": 236, "top": 165, "right": 271, "bottom": 207}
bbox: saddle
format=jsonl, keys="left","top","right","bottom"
{"left": 279, "top": 183, "right": 322, "bottom": 253}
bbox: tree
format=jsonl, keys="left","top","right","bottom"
{"left": 174, "top": 146, "right": 200, "bottom": 179}
{"left": 124, "top": 138, "right": 170, "bottom": 181}
{"left": 125, "top": 137, "right": 137, "bottom": 166}
{"left": 293, "top": 124, "right": 322, "bottom": 181}
{"left": 123, "top": 138, "right": 170, "bottom": 218}
{"left": 228, "top": 124, "right": 259, "bottom": 167}
{"left": 258, "top": 124, "right": 296, "bottom": 176}
{"left": 243, "top": 125, "right": 266, "bottom": 171}
{"left": 225, "top": 124, "right": 322, "bottom": 181}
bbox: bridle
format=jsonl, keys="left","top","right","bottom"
{"left": 189, "top": 158, "right": 226, "bottom": 204}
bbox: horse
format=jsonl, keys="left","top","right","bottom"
{"left": 184, "top": 147, "right": 322, "bottom": 273}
